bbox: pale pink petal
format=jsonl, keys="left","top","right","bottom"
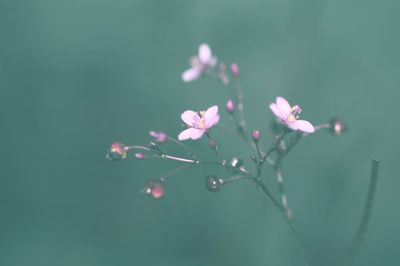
{"left": 269, "top": 103, "right": 287, "bottom": 120}
{"left": 204, "top": 105, "right": 220, "bottom": 128}
{"left": 178, "top": 128, "right": 205, "bottom": 141}
{"left": 182, "top": 67, "right": 202, "bottom": 82}
{"left": 286, "top": 122, "right": 298, "bottom": 131}
{"left": 181, "top": 110, "right": 200, "bottom": 126}
{"left": 276, "top": 97, "right": 292, "bottom": 118}
{"left": 198, "top": 43, "right": 212, "bottom": 64}
{"left": 206, "top": 114, "right": 220, "bottom": 129}
{"left": 292, "top": 120, "right": 315, "bottom": 133}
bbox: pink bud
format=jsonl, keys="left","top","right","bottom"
{"left": 106, "top": 142, "right": 127, "bottom": 161}
{"left": 149, "top": 131, "right": 168, "bottom": 143}
{"left": 251, "top": 130, "right": 261, "bottom": 142}
{"left": 225, "top": 100, "right": 235, "bottom": 114}
{"left": 230, "top": 63, "right": 240, "bottom": 76}
{"left": 144, "top": 180, "right": 164, "bottom": 199}
{"left": 330, "top": 118, "right": 347, "bottom": 136}
{"left": 134, "top": 153, "right": 145, "bottom": 160}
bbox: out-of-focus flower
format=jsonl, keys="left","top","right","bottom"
{"left": 181, "top": 44, "right": 217, "bottom": 82}
{"left": 178, "top": 105, "right": 220, "bottom": 141}
{"left": 149, "top": 131, "right": 168, "bottom": 143}
{"left": 269, "top": 97, "right": 315, "bottom": 133}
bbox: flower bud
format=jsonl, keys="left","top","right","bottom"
{"left": 144, "top": 180, "right": 164, "bottom": 199}
{"left": 149, "top": 131, "right": 168, "bottom": 144}
{"left": 106, "top": 142, "right": 127, "bottom": 161}
{"left": 330, "top": 118, "right": 347, "bottom": 136}
{"left": 230, "top": 63, "right": 240, "bottom": 76}
{"left": 134, "top": 153, "right": 145, "bottom": 160}
{"left": 206, "top": 175, "right": 222, "bottom": 193}
{"left": 225, "top": 100, "right": 235, "bottom": 114}
{"left": 251, "top": 130, "right": 261, "bottom": 143}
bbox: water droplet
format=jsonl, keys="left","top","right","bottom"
{"left": 144, "top": 180, "right": 164, "bottom": 199}
{"left": 106, "top": 142, "right": 127, "bottom": 161}
{"left": 206, "top": 175, "right": 222, "bottom": 193}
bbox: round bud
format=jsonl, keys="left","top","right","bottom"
{"left": 251, "top": 130, "right": 261, "bottom": 143}
{"left": 206, "top": 175, "right": 222, "bottom": 193}
{"left": 230, "top": 63, "right": 240, "bottom": 76}
{"left": 225, "top": 100, "right": 235, "bottom": 114}
{"left": 330, "top": 118, "right": 347, "bottom": 136}
{"left": 144, "top": 180, "right": 164, "bottom": 199}
{"left": 106, "top": 142, "right": 127, "bottom": 161}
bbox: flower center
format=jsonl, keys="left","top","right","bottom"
{"left": 196, "top": 111, "right": 207, "bottom": 129}
{"left": 287, "top": 105, "right": 302, "bottom": 123}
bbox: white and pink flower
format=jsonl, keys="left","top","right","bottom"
{"left": 178, "top": 105, "right": 220, "bottom": 141}
{"left": 269, "top": 97, "right": 315, "bottom": 133}
{"left": 181, "top": 44, "right": 217, "bottom": 82}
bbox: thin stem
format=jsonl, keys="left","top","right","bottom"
{"left": 161, "top": 154, "right": 199, "bottom": 164}
{"left": 125, "top": 145, "right": 152, "bottom": 152}
{"left": 274, "top": 161, "right": 293, "bottom": 219}
{"left": 167, "top": 136, "right": 198, "bottom": 160}
{"left": 341, "top": 158, "right": 380, "bottom": 266}
{"left": 234, "top": 77, "right": 247, "bottom": 134}
{"left": 206, "top": 133, "right": 225, "bottom": 163}
{"left": 160, "top": 164, "right": 193, "bottom": 182}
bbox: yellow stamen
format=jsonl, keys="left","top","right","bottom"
{"left": 287, "top": 115, "right": 296, "bottom": 122}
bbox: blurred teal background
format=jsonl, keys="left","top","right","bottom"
{"left": 0, "top": 0, "right": 399, "bottom": 265}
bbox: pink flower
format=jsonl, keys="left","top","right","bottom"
{"left": 178, "top": 105, "right": 220, "bottom": 141}
{"left": 269, "top": 97, "right": 315, "bottom": 133}
{"left": 182, "top": 44, "right": 217, "bottom": 82}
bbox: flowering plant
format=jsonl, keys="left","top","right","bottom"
{"left": 106, "top": 44, "right": 379, "bottom": 266}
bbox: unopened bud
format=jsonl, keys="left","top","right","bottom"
{"left": 134, "top": 153, "right": 145, "bottom": 160}
{"left": 251, "top": 130, "right": 261, "bottom": 142}
{"left": 106, "top": 142, "right": 127, "bottom": 161}
{"left": 149, "top": 131, "right": 168, "bottom": 144}
{"left": 226, "top": 100, "right": 235, "bottom": 114}
{"left": 330, "top": 118, "right": 347, "bottom": 136}
{"left": 144, "top": 180, "right": 164, "bottom": 199}
{"left": 230, "top": 63, "right": 240, "bottom": 76}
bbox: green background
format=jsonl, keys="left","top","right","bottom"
{"left": 0, "top": 0, "right": 399, "bottom": 265}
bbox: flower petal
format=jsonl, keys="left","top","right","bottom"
{"left": 178, "top": 128, "right": 205, "bottom": 141}
{"left": 181, "top": 110, "right": 200, "bottom": 126}
{"left": 292, "top": 120, "right": 315, "bottom": 133}
{"left": 204, "top": 105, "right": 220, "bottom": 128}
{"left": 199, "top": 43, "right": 212, "bottom": 64}
{"left": 276, "top": 97, "right": 292, "bottom": 118}
{"left": 269, "top": 103, "right": 287, "bottom": 120}
{"left": 182, "top": 67, "right": 202, "bottom": 82}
